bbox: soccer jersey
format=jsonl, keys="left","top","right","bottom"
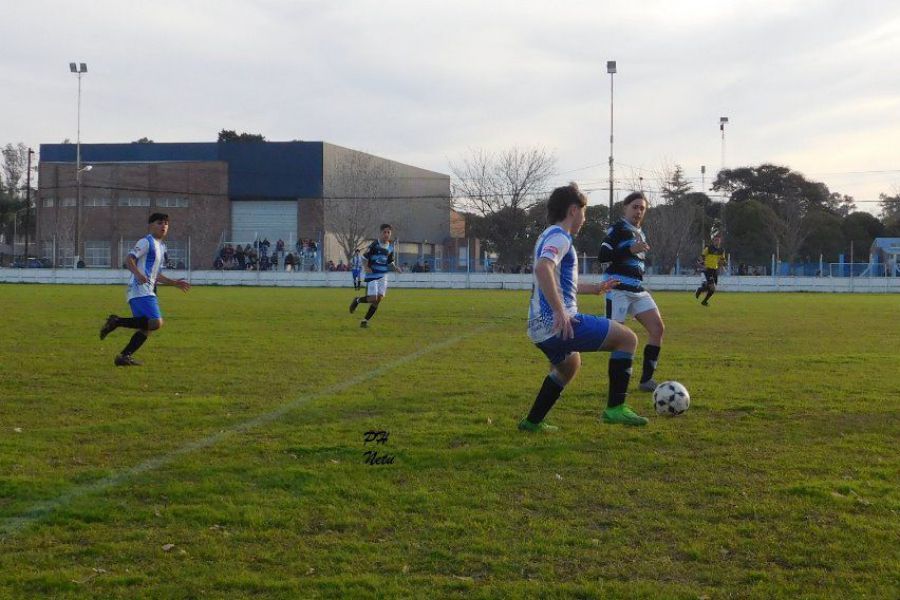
{"left": 126, "top": 234, "right": 166, "bottom": 301}
{"left": 702, "top": 244, "right": 726, "bottom": 270}
{"left": 527, "top": 225, "right": 578, "bottom": 343}
{"left": 598, "top": 219, "right": 647, "bottom": 292}
{"left": 350, "top": 254, "right": 363, "bottom": 272}
{"left": 363, "top": 241, "right": 394, "bottom": 282}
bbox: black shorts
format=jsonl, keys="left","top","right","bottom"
{"left": 704, "top": 269, "right": 718, "bottom": 285}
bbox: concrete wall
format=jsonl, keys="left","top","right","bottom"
{"left": 3, "top": 269, "right": 898, "bottom": 293}
{"left": 321, "top": 143, "right": 451, "bottom": 264}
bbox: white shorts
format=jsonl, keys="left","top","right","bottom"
{"left": 607, "top": 289, "right": 657, "bottom": 323}
{"left": 366, "top": 277, "right": 388, "bottom": 297}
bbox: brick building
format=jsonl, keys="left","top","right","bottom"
{"left": 37, "top": 141, "right": 455, "bottom": 269}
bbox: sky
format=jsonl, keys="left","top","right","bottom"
{"left": 2, "top": 0, "right": 899, "bottom": 213}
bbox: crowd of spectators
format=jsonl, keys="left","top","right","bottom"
{"left": 213, "top": 238, "right": 320, "bottom": 272}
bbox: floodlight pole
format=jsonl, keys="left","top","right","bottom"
{"left": 71, "top": 62, "right": 88, "bottom": 267}
{"left": 719, "top": 116, "right": 729, "bottom": 246}
{"left": 607, "top": 60, "right": 617, "bottom": 226}
{"left": 25, "top": 148, "right": 34, "bottom": 258}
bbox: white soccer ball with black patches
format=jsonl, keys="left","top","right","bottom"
{"left": 652, "top": 381, "right": 690, "bottom": 416}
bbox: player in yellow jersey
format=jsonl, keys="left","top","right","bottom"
{"left": 695, "top": 234, "right": 727, "bottom": 306}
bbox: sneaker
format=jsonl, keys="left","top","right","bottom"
{"left": 349, "top": 297, "right": 360, "bottom": 314}
{"left": 114, "top": 354, "right": 142, "bottom": 367}
{"left": 639, "top": 379, "right": 658, "bottom": 392}
{"left": 360, "top": 320, "right": 368, "bottom": 328}
{"left": 601, "top": 404, "right": 649, "bottom": 426}
{"left": 99, "top": 315, "right": 119, "bottom": 340}
{"left": 701, "top": 300, "right": 709, "bottom": 306}
{"left": 517, "top": 418, "right": 559, "bottom": 432}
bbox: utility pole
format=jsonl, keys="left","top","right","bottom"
{"left": 607, "top": 60, "right": 617, "bottom": 226}
{"left": 25, "top": 148, "right": 34, "bottom": 258}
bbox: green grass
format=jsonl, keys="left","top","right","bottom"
{"left": 0, "top": 285, "right": 898, "bottom": 599}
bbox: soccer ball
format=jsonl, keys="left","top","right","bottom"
{"left": 652, "top": 381, "right": 691, "bottom": 416}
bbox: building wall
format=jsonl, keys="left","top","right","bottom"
{"left": 37, "top": 161, "right": 229, "bottom": 268}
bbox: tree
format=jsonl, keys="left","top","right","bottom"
{"left": 880, "top": 193, "right": 900, "bottom": 236}
{"left": 574, "top": 204, "right": 610, "bottom": 259}
{"left": 450, "top": 147, "right": 557, "bottom": 267}
{"left": 841, "top": 212, "right": 884, "bottom": 258}
{"left": 722, "top": 200, "right": 778, "bottom": 266}
{"left": 639, "top": 165, "right": 706, "bottom": 273}
{"left": 217, "top": 130, "right": 266, "bottom": 143}
{"left": 713, "top": 164, "right": 840, "bottom": 265}
{"left": 800, "top": 211, "right": 845, "bottom": 262}
{"left": 1, "top": 143, "right": 29, "bottom": 197}
{"left": 132, "top": 137, "right": 154, "bottom": 144}
{"left": 324, "top": 152, "right": 398, "bottom": 263}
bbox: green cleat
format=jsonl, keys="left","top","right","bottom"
{"left": 517, "top": 418, "right": 559, "bottom": 433}
{"left": 601, "top": 404, "right": 649, "bottom": 426}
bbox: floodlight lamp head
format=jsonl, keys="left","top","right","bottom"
{"left": 720, "top": 117, "right": 729, "bottom": 124}
{"left": 607, "top": 60, "right": 617, "bottom": 74}
{"left": 80, "top": 63, "right": 87, "bottom": 73}
{"left": 69, "top": 62, "right": 77, "bottom": 73}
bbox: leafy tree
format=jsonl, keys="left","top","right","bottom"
{"left": 132, "top": 137, "right": 154, "bottom": 144}
{"left": 800, "top": 211, "right": 845, "bottom": 262}
{"left": 217, "top": 129, "right": 266, "bottom": 143}
{"left": 574, "top": 204, "right": 610, "bottom": 257}
{"left": 841, "top": 212, "right": 884, "bottom": 257}
{"left": 722, "top": 200, "right": 778, "bottom": 266}
{"left": 713, "top": 164, "right": 841, "bottom": 264}
{"left": 879, "top": 193, "right": 900, "bottom": 236}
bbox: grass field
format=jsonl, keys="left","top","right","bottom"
{"left": 0, "top": 284, "right": 898, "bottom": 599}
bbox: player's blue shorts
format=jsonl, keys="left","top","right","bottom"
{"left": 535, "top": 313, "right": 611, "bottom": 365}
{"left": 352, "top": 269, "right": 361, "bottom": 278}
{"left": 129, "top": 295, "right": 162, "bottom": 320}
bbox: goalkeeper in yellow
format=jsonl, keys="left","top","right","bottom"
{"left": 695, "top": 234, "right": 727, "bottom": 306}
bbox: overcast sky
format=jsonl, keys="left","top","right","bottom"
{"left": 3, "top": 0, "right": 898, "bottom": 212}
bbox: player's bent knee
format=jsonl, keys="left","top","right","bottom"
{"left": 148, "top": 318, "right": 163, "bottom": 330}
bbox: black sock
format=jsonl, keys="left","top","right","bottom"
{"left": 357, "top": 296, "right": 370, "bottom": 303}
{"left": 640, "top": 344, "right": 661, "bottom": 383}
{"left": 116, "top": 317, "right": 149, "bottom": 329}
{"left": 526, "top": 373, "right": 565, "bottom": 424}
{"left": 364, "top": 304, "right": 378, "bottom": 321}
{"left": 121, "top": 331, "right": 148, "bottom": 356}
{"left": 704, "top": 289, "right": 715, "bottom": 302}
{"left": 608, "top": 352, "right": 633, "bottom": 408}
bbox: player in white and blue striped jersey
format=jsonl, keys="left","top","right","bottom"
{"left": 99, "top": 213, "right": 191, "bottom": 366}
{"left": 349, "top": 224, "right": 403, "bottom": 328}
{"left": 520, "top": 183, "right": 649, "bottom": 432}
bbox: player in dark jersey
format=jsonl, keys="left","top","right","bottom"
{"left": 598, "top": 192, "right": 666, "bottom": 392}
{"left": 349, "top": 224, "right": 402, "bottom": 328}
{"left": 695, "top": 234, "right": 726, "bottom": 306}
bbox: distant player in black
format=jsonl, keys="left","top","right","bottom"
{"left": 349, "top": 224, "right": 403, "bottom": 328}
{"left": 695, "top": 234, "right": 727, "bottom": 306}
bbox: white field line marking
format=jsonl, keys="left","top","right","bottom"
{"left": 0, "top": 327, "right": 487, "bottom": 540}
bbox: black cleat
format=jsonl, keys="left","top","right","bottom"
{"left": 114, "top": 354, "right": 142, "bottom": 367}
{"left": 349, "top": 297, "right": 360, "bottom": 314}
{"left": 701, "top": 300, "right": 709, "bottom": 306}
{"left": 100, "top": 315, "right": 119, "bottom": 340}
{"left": 360, "top": 320, "right": 368, "bottom": 328}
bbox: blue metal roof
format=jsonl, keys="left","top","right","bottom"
{"left": 871, "top": 237, "right": 900, "bottom": 252}
{"left": 39, "top": 142, "right": 324, "bottom": 199}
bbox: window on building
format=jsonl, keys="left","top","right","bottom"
{"left": 84, "top": 197, "right": 111, "bottom": 207}
{"left": 119, "top": 196, "right": 151, "bottom": 207}
{"left": 84, "top": 241, "right": 111, "bottom": 268}
{"left": 61, "top": 197, "right": 76, "bottom": 207}
{"left": 165, "top": 240, "right": 187, "bottom": 269}
{"left": 156, "top": 197, "right": 190, "bottom": 208}
{"left": 42, "top": 198, "right": 55, "bottom": 208}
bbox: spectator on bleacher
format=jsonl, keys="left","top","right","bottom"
{"left": 214, "top": 256, "right": 224, "bottom": 270}
{"left": 285, "top": 253, "right": 295, "bottom": 272}
{"left": 276, "top": 239, "right": 285, "bottom": 255}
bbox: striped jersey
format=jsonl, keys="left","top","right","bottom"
{"left": 126, "top": 234, "right": 166, "bottom": 301}
{"left": 363, "top": 240, "right": 394, "bottom": 282}
{"left": 527, "top": 225, "right": 578, "bottom": 343}
{"left": 598, "top": 219, "right": 647, "bottom": 292}
{"left": 350, "top": 254, "right": 364, "bottom": 271}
